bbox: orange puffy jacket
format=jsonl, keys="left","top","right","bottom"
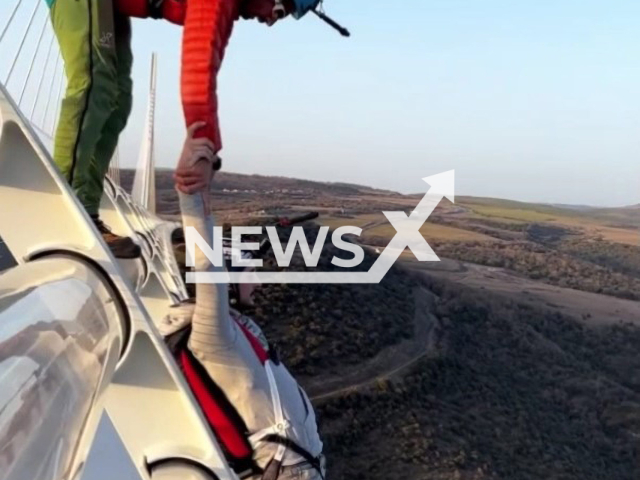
{"left": 181, "top": 0, "right": 245, "bottom": 151}
{"left": 115, "top": 0, "right": 276, "bottom": 152}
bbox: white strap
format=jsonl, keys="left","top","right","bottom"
{"left": 245, "top": 361, "right": 291, "bottom": 462}
{"left": 264, "top": 361, "right": 287, "bottom": 462}
{"left": 247, "top": 419, "right": 291, "bottom": 447}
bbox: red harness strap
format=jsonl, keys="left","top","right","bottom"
{"left": 162, "top": 0, "right": 186, "bottom": 25}
{"left": 180, "top": 348, "right": 253, "bottom": 461}
{"left": 237, "top": 323, "right": 269, "bottom": 363}
{"left": 113, "top": 0, "right": 186, "bottom": 25}
{"left": 178, "top": 323, "right": 268, "bottom": 470}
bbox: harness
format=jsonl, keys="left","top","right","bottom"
{"left": 116, "top": 0, "right": 349, "bottom": 36}
{"left": 147, "top": 0, "right": 165, "bottom": 19}
{"left": 166, "top": 321, "right": 323, "bottom": 479}
{"left": 113, "top": 0, "right": 185, "bottom": 25}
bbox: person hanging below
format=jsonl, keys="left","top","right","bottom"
{"left": 156, "top": 122, "right": 326, "bottom": 480}
{"left": 114, "top": 0, "right": 349, "bottom": 165}
{"left": 44, "top": 0, "right": 140, "bottom": 258}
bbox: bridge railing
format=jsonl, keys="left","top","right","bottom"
{"left": 1, "top": 0, "right": 189, "bottom": 307}
{"left": 0, "top": 2, "right": 239, "bottom": 478}
{"left": 0, "top": 257, "right": 124, "bottom": 480}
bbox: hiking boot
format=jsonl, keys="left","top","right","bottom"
{"left": 92, "top": 217, "right": 141, "bottom": 259}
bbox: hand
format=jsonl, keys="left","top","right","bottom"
{"left": 174, "top": 160, "right": 214, "bottom": 194}
{"left": 174, "top": 121, "right": 218, "bottom": 194}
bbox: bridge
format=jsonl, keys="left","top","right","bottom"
{"left": 0, "top": 2, "right": 240, "bottom": 478}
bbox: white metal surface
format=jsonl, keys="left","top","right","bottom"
{"left": 0, "top": 257, "right": 124, "bottom": 480}
{"left": 0, "top": 79, "right": 238, "bottom": 479}
{"left": 1, "top": 2, "right": 239, "bottom": 476}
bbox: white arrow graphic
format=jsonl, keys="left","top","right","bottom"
{"left": 188, "top": 170, "right": 454, "bottom": 284}
{"left": 381, "top": 170, "right": 454, "bottom": 262}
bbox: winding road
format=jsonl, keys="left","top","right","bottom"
{"left": 309, "top": 287, "right": 442, "bottom": 402}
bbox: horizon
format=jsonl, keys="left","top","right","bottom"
{"left": 144, "top": 167, "right": 638, "bottom": 209}
{"left": 114, "top": 1, "right": 640, "bottom": 208}
{"left": 3, "top": 1, "right": 639, "bottom": 207}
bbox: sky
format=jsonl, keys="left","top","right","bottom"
{"left": 3, "top": 0, "right": 640, "bottom": 206}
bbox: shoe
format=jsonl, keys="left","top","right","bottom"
{"left": 92, "top": 216, "right": 141, "bottom": 259}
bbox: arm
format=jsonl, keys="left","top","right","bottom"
{"left": 175, "top": 123, "right": 236, "bottom": 352}
{"left": 181, "top": 0, "right": 240, "bottom": 151}
{"left": 176, "top": 125, "right": 267, "bottom": 383}
{"left": 178, "top": 191, "right": 238, "bottom": 351}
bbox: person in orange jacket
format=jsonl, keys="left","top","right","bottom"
{"left": 115, "top": 0, "right": 348, "bottom": 175}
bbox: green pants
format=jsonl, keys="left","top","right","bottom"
{"left": 49, "top": 0, "right": 133, "bottom": 216}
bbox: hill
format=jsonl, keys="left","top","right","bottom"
{"left": 148, "top": 169, "right": 640, "bottom": 479}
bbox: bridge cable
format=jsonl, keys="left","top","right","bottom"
{"left": 28, "top": 34, "right": 55, "bottom": 121}
{"left": 5, "top": 0, "right": 42, "bottom": 85}
{"left": 51, "top": 70, "right": 65, "bottom": 136}
{"left": 0, "top": 0, "right": 25, "bottom": 45}
{"left": 17, "top": 11, "right": 50, "bottom": 106}
{"left": 40, "top": 51, "right": 60, "bottom": 129}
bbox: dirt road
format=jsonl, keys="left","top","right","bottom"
{"left": 308, "top": 287, "right": 441, "bottom": 401}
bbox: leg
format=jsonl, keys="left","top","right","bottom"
{"left": 85, "top": 13, "right": 133, "bottom": 212}
{"left": 50, "top": 0, "right": 119, "bottom": 216}
{"left": 86, "top": 15, "right": 139, "bottom": 259}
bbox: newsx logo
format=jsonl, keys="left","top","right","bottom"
{"left": 187, "top": 224, "right": 365, "bottom": 270}
{"left": 185, "top": 171, "right": 454, "bottom": 284}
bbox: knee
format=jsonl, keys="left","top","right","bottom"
{"left": 64, "top": 75, "right": 91, "bottom": 103}
{"left": 112, "top": 86, "right": 133, "bottom": 129}
{"left": 103, "top": 86, "right": 133, "bottom": 136}
{"left": 89, "top": 71, "right": 120, "bottom": 112}
{"left": 64, "top": 69, "right": 119, "bottom": 113}
{"left": 118, "top": 86, "right": 133, "bottom": 120}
